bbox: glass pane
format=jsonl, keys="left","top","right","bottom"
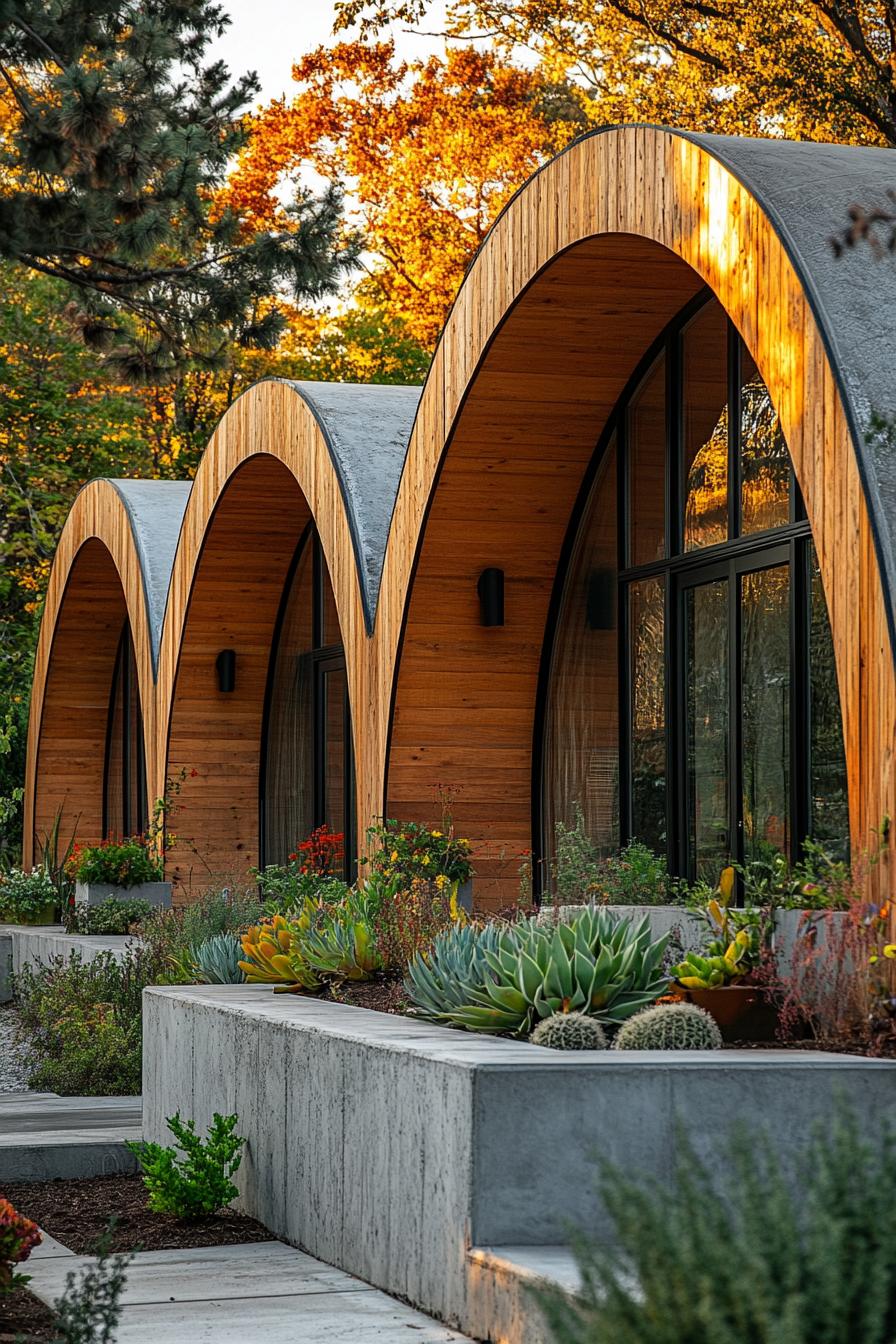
{"left": 630, "top": 576, "right": 666, "bottom": 852}
{"left": 629, "top": 353, "right": 666, "bottom": 566}
{"left": 683, "top": 302, "right": 729, "bottom": 551}
{"left": 105, "top": 641, "right": 124, "bottom": 839}
{"left": 685, "top": 579, "right": 729, "bottom": 879}
{"left": 543, "top": 440, "right": 619, "bottom": 860}
{"left": 264, "top": 540, "right": 314, "bottom": 864}
{"left": 809, "top": 547, "right": 849, "bottom": 857}
{"left": 740, "top": 346, "right": 790, "bottom": 534}
{"left": 741, "top": 565, "right": 790, "bottom": 863}
{"left": 323, "top": 665, "right": 347, "bottom": 842}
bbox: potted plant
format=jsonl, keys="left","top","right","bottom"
{"left": 0, "top": 867, "right": 58, "bottom": 925}
{"left": 671, "top": 866, "right": 773, "bottom": 1037}
{"left": 67, "top": 837, "right": 171, "bottom": 909}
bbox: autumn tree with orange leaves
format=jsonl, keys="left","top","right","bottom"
{"left": 223, "top": 42, "right": 583, "bottom": 348}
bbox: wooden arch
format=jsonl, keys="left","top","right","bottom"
{"left": 380, "top": 127, "right": 896, "bottom": 905}
{"left": 23, "top": 481, "right": 159, "bottom": 863}
{"left": 155, "top": 383, "right": 372, "bottom": 891}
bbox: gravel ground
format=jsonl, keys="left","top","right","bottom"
{"left": 0, "top": 1003, "right": 29, "bottom": 1093}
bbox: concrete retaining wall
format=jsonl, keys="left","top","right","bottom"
{"left": 1, "top": 924, "right": 133, "bottom": 981}
{"left": 143, "top": 985, "right": 896, "bottom": 1341}
{"left": 0, "top": 931, "right": 11, "bottom": 1003}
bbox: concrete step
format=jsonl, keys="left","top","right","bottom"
{"left": 466, "top": 1245, "right": 580, "bottom": 1344}
{"left": 0, "top": 1093, "right": 142, "bottom": 1181}
{"left": 27, "top": 1240, "right": 474, "bottom": 1342}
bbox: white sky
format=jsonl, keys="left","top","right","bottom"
{"left": 211, "top": 0, "right": 450, "bottom": 105}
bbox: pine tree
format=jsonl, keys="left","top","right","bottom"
{"left": 0, "top": 1, "right": 359, "bottom": 374}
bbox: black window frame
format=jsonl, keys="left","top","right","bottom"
{"left": 535, "top": 289, "right": 844, "bottom": 893}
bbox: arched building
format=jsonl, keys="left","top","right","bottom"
{"left": 24, "top": 126, "right": 896, "bottom": 905}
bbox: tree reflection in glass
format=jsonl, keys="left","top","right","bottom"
{"left": 630, "top": 576, "right": 666, "bottom": 852}
{"left": 683, "top": 301, "right": 729, "bottom": 551}
{"left": 740, "top": 350, "right": 790, "bottom": 534}
{"left": 685, "top": 579, "right": 729, "bottom": 878}
{"left": 741, "top": 565, "right": 790, "bottom": 862}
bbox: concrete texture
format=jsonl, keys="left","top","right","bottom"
{"left": 0, "top": 931, "right": 10, "bottom": 1003}
{"left": 26, "top": 1239, "right": 473, "bottom": 1343}
{"left": 108, "top": 479, "right": 190, "bottom": 674}
{"left": 143, "top": 986, "right": 896, "bottom": 1342}
{"left": 2, "top": 924, "right": 134, "bottom": 978}
{"left": 0, "top": 1093, "right": 141, "bottom": 1181}
{"left": 283, "top": 381, "right": 422, "bottom": 630}
{"left": 74, "top": 882, "right": 171, "bottom": 908}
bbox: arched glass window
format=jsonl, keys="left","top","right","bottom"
{"left": 541, "top": 293, "right": 848, "bottom": 885}
{"left": 103, "top": 625, "right": 147, "bottom": 838}
{"left": 261, "top": 526, "right": 355, "bottom": 876}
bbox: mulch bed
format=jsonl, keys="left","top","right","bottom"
{"left": 1, "top": 1174, "right": 272, "bottom": 1256}
{"left": 0, "top": 1285, "right": 56, "bottom": 1343}
{"left": 327, "top": 974, "right": 407, "bottom": 1015}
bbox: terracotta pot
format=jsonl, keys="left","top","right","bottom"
{"left": 682, "top": 985, "right": 762, "bottom": 1029}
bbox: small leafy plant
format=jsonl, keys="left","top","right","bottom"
{"left": 67, "top": 837, "right": 163, "bottom": 888}
{"left": 0, "top": 1197, "right": 41, "bottom": 1294}
{"left": 0, "top": 866, "right": 57, "bottom": 921}
{"left": 51, "top": 1229, "right": 131, "bottom": 1344}
{"left": 128, "top": 1112, "right": 245, "bottom": 1218}
{"left": 62, "top": 896, "right": 152, "bottom": 935}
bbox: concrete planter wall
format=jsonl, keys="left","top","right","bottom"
{"left": 143, "top": 985, "right": 896, "bottom": 1343}
{"left": 74, "top": 881, "right": 171, "bottom": 908}
{"left": 2, "top": 923, "right": 133, "bottom": 981}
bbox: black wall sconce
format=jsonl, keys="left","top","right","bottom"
{"left": 477, "top": 567, "right": 505, "bottom": 627}
{"left": 586, "top": 570, "right": 616, "bottom": 631}
{"left": 216, "top": 649, "right": 237, "bottom": 693}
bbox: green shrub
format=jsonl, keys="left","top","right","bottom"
{"left": 548, "top": 807, "right": 671, "bottom": 906}
{"left": 405, "top": 908, "right": 668, "bottom": 1035}
{"left": 62, "top": 896, "right": 152, "bottom": 936}
{"left": 612, "top": 1002, "right": 722, "bottom": 1051}
{"left": 530, "top": 1012, "right": 607, "bottom": 1050}
{"left": 68, "top": 838, "right": 162, "bottom": 888}
{"left": 254, "top": 862, "right": 350, "bottom": 914}
{"left": 14, "top": 946, "right": 165, "bottom": 1095}
{"left": 0, "top": 866, "right": 57, "bottom": 920}
{"left": 128, "top": 1113, "right": 244, "bottom": 1217}
{"left": 537, "top": 1112, "right": 896, "bottom": 1344}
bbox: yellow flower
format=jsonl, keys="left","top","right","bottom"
{"left": 431, "top": 829, "right": 443, "bottom": 838}
{"left": 435, "top": 873, "right": 449, "bottom": 889}
{"left": 884, "top": 944, "right": 896, "bottom": 959}
{"left": 390, "top": 850, "right": 399, "bottom": 862}
{"left": 421, "top": 854, "right": 431, "bottom": 865}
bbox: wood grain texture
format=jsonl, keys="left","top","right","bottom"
{"left": 379, "top": 128, "right": 896, "bottom": 906}
{"left": 23, "top": 482, "right": 158, "bottom": 865}
{"left": 25, "top": 128, "right": 896, "bottom": 908}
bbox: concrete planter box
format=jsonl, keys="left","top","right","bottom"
{"left": 2, "top": 923, "right": 134, "bottom": 981}
{"left": 143, "top": 985, "right": 896, "bottom": 1343}
{"left": 75, "top": 881, "right": 171, "bottom": 908}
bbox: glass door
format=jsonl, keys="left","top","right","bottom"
{"left": 677, "top": 545, "right": 791, "bottom": 880}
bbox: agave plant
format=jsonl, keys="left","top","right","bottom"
{"left": 405, "top": 907, "right": 668, "bottom": 1036}
{"left": 192, "top": 932, "right": 244, "bottom": 984}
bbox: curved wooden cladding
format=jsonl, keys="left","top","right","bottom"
{"left": 23, "top": 481, "right": 158, "bottom": 866}
{"left": 26, "top": 127, "right": 896, "bottom": 904}
{"left": 381, "top": 127, "right": 896, "bottom": 905}
{"left": 156, "top": 383, "right": 371, "bottom": 891}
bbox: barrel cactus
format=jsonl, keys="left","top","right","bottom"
{"left": 530, "top": 1011, "right": 608, "bottom": 1050}
{"left": 612, "top": 1001, "right": 722, "bottom": 1051}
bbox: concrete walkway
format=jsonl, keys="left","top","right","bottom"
{"left": 27, "top": 1237, "right": 475, "bottom": 1342}
{"left": 0, "top": 1092, "right": 141, "bottom": 1181}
